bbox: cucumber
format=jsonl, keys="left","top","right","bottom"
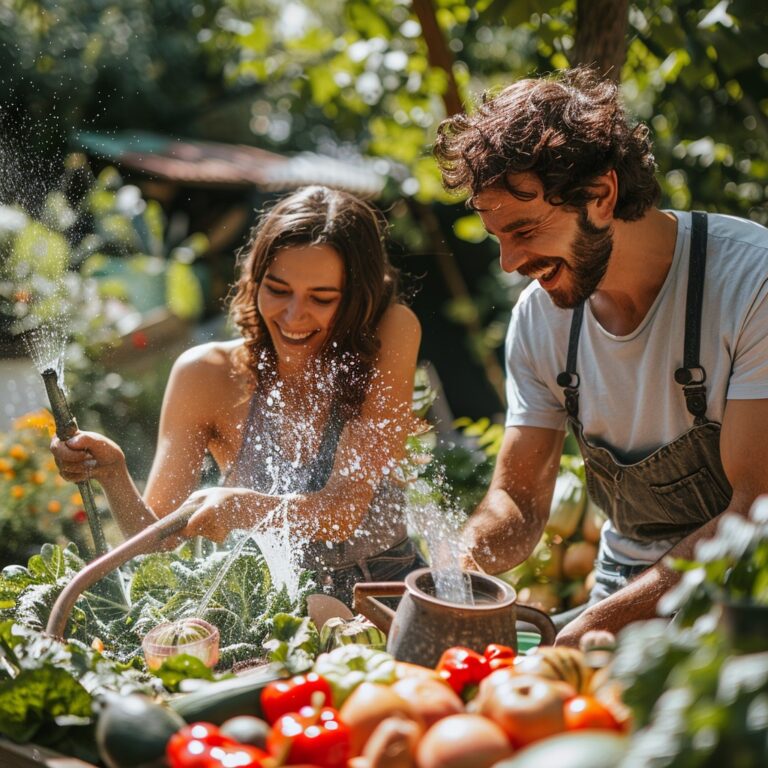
{"left": 169, "top": 661, "right": 286, "bottom": 724}
{"left": 95, "top": 692, "right": 186, "bottom": 768}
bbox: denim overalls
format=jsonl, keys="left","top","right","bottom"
{"left": 557, "top": 213, "right": 732, "bottom": 599}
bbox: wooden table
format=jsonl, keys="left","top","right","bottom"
{"left": 0, "top": 739, "right": 98, "bottom": 768}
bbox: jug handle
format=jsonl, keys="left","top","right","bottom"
{"left": 516, "top": 604, "right": 557, "bottom": 646}
{"left": 353, "top": 581, "right": 406, "bottom": 635}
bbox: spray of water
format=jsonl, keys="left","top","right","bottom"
{"left": 22, "top": 322, "right": 68, "bottom": 379}
{"left": 180, "top": 347, "right": 477, "bottom": 624}
{"left": 407, "top": 480, "right": 474, "bottom": 605}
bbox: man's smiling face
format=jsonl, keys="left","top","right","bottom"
{"left": 475, "top": 175, "right": 613, "bottom": 309}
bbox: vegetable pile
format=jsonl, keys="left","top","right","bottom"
{"left": 157, "top": 639, "right": 628, "bottom": 768}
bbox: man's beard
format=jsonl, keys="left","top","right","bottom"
{"left": 549, "top": 210, "right": 613, "bottom": 309}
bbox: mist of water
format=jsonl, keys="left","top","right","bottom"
{"left": 22, "top": 322, "right": 68, "bottom": 379}
{"left": 406, "top": 480, "right": 474, "bottom": 605}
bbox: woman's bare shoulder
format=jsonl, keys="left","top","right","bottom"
{"left": 170, "top": 339, "right": 246, "bottom": 387}
{"left": 378, "top": 303, "right": 421, "bottom": 347}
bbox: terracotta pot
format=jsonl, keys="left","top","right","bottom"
{"left": 354, "top": 567, "right": 557, "bottom": 668}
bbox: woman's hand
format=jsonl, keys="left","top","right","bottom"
{"left": 50, "top": 431, "right": 126, "bottom": 484}
{"left": 178, "top": 487, "right": 262, "bottom": 542}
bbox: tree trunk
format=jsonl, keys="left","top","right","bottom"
{"left": 411, "top": 0, "right": 463, "bottom": 116}
{"left": 571, "top": 0, "right": 630, "bottom": 81}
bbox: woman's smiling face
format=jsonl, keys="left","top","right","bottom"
{"left": 257, "top": 243, "right": 345, "bottom": 362}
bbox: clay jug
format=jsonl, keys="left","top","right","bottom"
{"left": 354, "top": 567, "right": 557, "bottom": 668}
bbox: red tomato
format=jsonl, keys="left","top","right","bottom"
{"left": 436, "top": 646, "right": 490, "bottom": 697}
{"left": 166, "top": 722, "right": 236, "bottom": 768}
{"left": 484, "top": 643, "right": 517, "bottom": 671}
{"left": 261, "top": 672, "right": 333, "bottom": 724}
{"left": 166, "top": 722, "right": 267, "bottom": 768}
{"left": 207, "top": 744, "right": 267, "bottom": 767}
{"left": 564, "top": 695, "right": 621, "bottom": 731}
{"left": 267, "top": 705, "right": 351, "bottom": 768}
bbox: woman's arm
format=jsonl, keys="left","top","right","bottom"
{"left": 52, "top": 343, "right": 233, "bottom": 540}
{"left": 182, "top": 304, "right": 422, "bottom": 542}
{"left": 50, "top": 430, "right": 157, "bottom": 537}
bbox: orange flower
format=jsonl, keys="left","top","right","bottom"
{"left": 0, "top": 458, "right": 10, "bottom": 472}
{"left": 47, "top": 500, "right": 62, "bottom": 514}
{"left": 11, "top": 485, "right": 25, "bottom": 499}
{"left": 70, "top": 492, "right": 83, "bottom": 506}
{"left": 31, "top": 470, "right": 46, "bottom": 485}
{"left": 9, "top": 444, "right": 28, "bottom": 461}
{"left": 13, "top": 409, "right": 56, "bottom": 435}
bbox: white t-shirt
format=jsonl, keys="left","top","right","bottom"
{"left": 504, "top": 211, "right": 768, "bottom": 565}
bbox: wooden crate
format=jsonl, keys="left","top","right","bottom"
{"left": 0, "top": 739, "right": 98, "bottom": 768}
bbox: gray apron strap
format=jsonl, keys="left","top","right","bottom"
{"left": 674, "top": 211, "right": 709, "bottom": 425}
{"left": 556, "top": 302, "right": 585, "bottom": 420}
{"left": 557, "top": 212, "right": 710, "bottom": 425}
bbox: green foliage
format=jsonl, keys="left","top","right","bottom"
{"left": 0, "top": 539, "right": 315, "bottom": 670}
{"left": 659, "top": 500, "right": 768, "bottom": 627}
{"left": 262, "top": 614, "right": 320, "bottom": 674}
{"left": 152, "top": 654, "right": 217, "bottom": 692}
{"left": 0, "top": 619, "right": 157, "bottom": 754}
{"left": 609, "top": 495, "right": 768, "bottom": 765}
{"left": 612, "top": 620, "right": 768, "bottom": 766}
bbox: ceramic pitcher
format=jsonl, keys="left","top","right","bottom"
{"left": 353, "top": 567, "right": 557, "bottom": 668}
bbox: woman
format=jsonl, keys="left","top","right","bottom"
{"left": 51, "top": 185, "right": 425, "bottom": 605}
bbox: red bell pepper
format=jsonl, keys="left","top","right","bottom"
{"left": 261, "top": 671, "right": 333, "bottom": 724}
{"left": 267, "top": 703, "right": 351, "bottom": 768}
{"left": 435, "top": 646, "right": 490, "bottom": 698}
{"left": 166, "top": 722, "right": 268, "bottom": 768}
{"left": 484, "top": 643, "right": 517, "bottom": 670}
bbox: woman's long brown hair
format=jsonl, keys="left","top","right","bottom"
{"left": 229, "top": 185, "right": 400, "bottom": 419}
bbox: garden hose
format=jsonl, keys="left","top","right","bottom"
{"left": 41, "top": 368, "right": 129, "bottom": 610}
{"left": 42, "top": 368, "right": 109, "bottom": 556}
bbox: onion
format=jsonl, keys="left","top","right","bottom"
{"left": 416, "top": 714, "right": 512, "bottom": 768}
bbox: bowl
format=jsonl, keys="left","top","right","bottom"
{"left": 142, "top": 617, "right": 220, "bottom": 671}
{"left": 517, "top": 630, "right": 542, "bottom": 653}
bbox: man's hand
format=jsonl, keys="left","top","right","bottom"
{"left": 464, "top": 426, "right": 563, "bottom": 574}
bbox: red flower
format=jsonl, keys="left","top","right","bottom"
{"left": 73, "top": 509, "right": 87, "bottom": 524}
{"left": 131, "top": 330, "right": 149, "bottom": 349}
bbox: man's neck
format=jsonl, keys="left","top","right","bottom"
{"left": 588, "top": 208, "right": 679, "bottom": 336}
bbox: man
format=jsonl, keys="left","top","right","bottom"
{"left": 434, "top": 68, "right": 768, "bottom": 645}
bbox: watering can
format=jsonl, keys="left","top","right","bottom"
{"left": 354, "top": 567, "right": 557, "bottom": 668}
{"left": 46, "top": 505, "right": 197, "bottom": 639}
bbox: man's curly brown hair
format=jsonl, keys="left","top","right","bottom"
{"left": 434, "top": 68, "right": 660, "bottom": 220}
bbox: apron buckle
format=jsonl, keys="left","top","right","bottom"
{"left": 682, "top": 382, "right": 708, "bottom": 422}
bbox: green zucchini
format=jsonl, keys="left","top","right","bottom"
{"left": 95, "top": 692, "right": 186, "bottom": 768}
{"left": 169, "top": 661, "right": 286, "bottom": 724}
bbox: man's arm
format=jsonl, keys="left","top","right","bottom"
{"left": 464, "top": 425, "right": 564, "bottom": 574}
{"left": 556, "top": 398, "right": 768, "bottom": 646}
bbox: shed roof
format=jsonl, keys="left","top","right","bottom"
{"left": 73, "top": 130, "right": 389, "bottom": 199}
